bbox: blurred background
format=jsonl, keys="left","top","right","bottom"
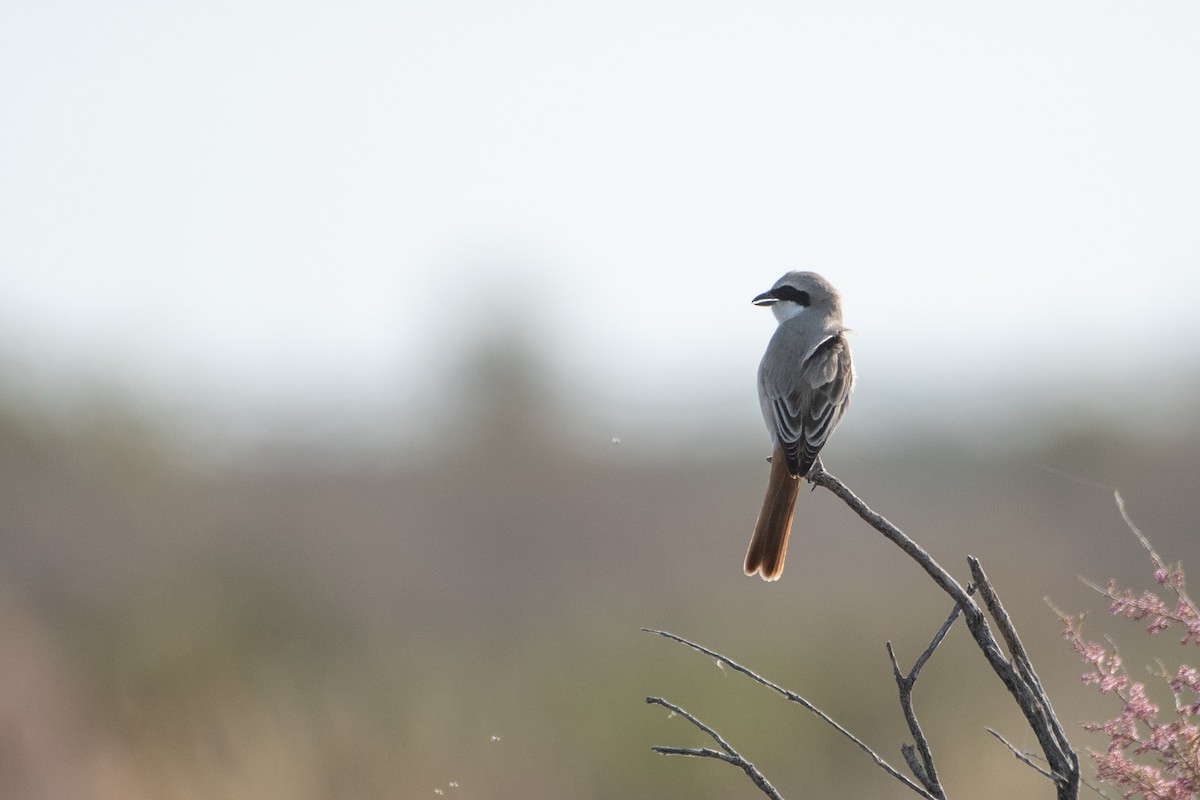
{"left": 2, "top": 1, "right": 1199, "bottom": 797}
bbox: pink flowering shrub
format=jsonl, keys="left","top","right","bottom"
{"left": 1058, "top": 494, "right": 1200, "bottom": 799}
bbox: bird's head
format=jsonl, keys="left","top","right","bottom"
{"left": 752, "top": 271, "right": 841, "bottom": 323}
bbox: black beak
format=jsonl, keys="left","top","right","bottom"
{"left": 752, "top": 290, "right": 778, "bottom": 306}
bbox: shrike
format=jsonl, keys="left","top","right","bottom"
{"left": 744, "top": 271, "right": 854, "bottom": 581}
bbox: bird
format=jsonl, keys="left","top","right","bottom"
{"left": 744, "top": 271, "right": 855, "bottom": 581}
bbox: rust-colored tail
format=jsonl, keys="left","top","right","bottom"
{"left": 744, "top": 445, "right": 801, "bottom": 581}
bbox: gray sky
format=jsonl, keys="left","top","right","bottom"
{"left": 2, "top": 1, "right": 1198, "bottom": 444}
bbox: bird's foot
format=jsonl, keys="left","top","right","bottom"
{"left": 805, "top": 458, "right": 826, "bottom": 489}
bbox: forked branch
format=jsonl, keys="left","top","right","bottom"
{"left": 887, "top": 600, "right": 967, "bottom": 799}
{"left": 644, "top": 628, "right": 936, "bottom": 799}
{"left": 645, "top": 696, "right": 784, "bottom": 800}
{"left": 809, "top": 465, "right": 1080, "bottom": 799}
{"left": 647, "top": 466, "right": 1080, "bottom": 799}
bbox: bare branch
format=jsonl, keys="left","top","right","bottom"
{"left": 984, "top": 729, "right": 1113, "bottom": 799}
{"left": 886, "top": 602, "right": 964, "bottom": 800}
{"left": 911, "top": 599, "right": 966, "bottom": 679}
{"left": 645, "top": 696, "right": 784, "bottom": 800}
{"left": 646, "top": 468, "right": 1080, "bottom": 799}
{"left": 986, "top": 728, "right": 1062, "bottom": 781}
{"left": 1113, "top": 490, "right": 1155, "bottom": 560}
{"left": 809, "top": 467, "right": 1081, "bottom": 800}
{"left": 807, "top": 464, "right": 973, "bottom": 609}
{"left": 1114, "top": 490, "right": 1196, "bottom": 608}
{"left": 651, "top": 745, "right": 739, "bottom": 762}
{"left": 1033, "top": 464, "right": 1116, "bottom": 492}
{"left": 645, "top": 629, "right": 937, "bottom": 800}
{"left": 900, "top": 743, "right": 928, "bottom": 788}
{"left": 1081, "top": 778, "right": 1115, "bottom": 799}
{"left": 970, "top": 558, "right": 1076, "bottom": 772}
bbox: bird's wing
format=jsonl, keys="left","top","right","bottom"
{"left": 768, "top": 332, "right": 854, "bottom": 477}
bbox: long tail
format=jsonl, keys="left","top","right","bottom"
{"left": 744, "top": 445, "right": 801, "bottom": 581}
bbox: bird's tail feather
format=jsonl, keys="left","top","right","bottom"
{"left": 744, "top": 445, "right": 801, "bottom": 581}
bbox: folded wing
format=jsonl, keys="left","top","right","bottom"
{"left": 768, "top": 332, "right": 854, "bottom": 477}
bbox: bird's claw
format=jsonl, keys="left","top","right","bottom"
{"left": 805, "top": 458, "right": 826, "bottom": 489}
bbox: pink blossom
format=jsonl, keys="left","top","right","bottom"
{"left": 1170, "top": 666, "right": 1200, "bottom": 697}
{"left": 1126, "top": 683, "right": 1159, "bottom": 722}
{"left": 1065, "top": 533, "right": 1200, "bottom": 799}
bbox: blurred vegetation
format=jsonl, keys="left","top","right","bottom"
{"left": 1, "top": 335, "right": 1199, "bottom": 799}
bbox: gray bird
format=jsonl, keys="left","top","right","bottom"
{"left": 745, "top": 271, "right": 855, "bottom": 581}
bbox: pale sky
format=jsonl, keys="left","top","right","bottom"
{"left": 2, "top": 1, "right": 1198, "bottom": 446}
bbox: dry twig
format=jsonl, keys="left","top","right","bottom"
{"left": 644, "top": 629, "right": 937, "bottom": 799}
{"left": 646, "top": 465, "right": 1080, "bottom": 799}
{"left": 645, "top": 696, "right": 784, "bottom": 800}
{"left": 886, "top": 600, "right": 966, "bottom": 799}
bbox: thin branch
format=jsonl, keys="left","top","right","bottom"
{"left": 900, "top": 743, "right": 928, "bottom": 788}
{"left": 645, "top": 696, "right": 784, "bottom": 800}
{"left": 1034, "top": 464, "right": 1116, "bottom": 492}
{"left": 807, "top": 464, "right": 973, "bottom": 610}
{"left": 986, "top": 728, "right": 1062, "bottom": 781}
{"left": 1114, "top": 490, "right": 1196, "bottom": 609}
{"left": 1080, "top": 777, "right": 1114, "bottom": 799}
{"left": 645, "top": 629, "right": 936, "bottom": 800}
{"left": 984, "top": 730, "right": 1112, "bottom": 799}
{"left": 1114, "top": 490, "right": 1155, "bottom": 560}
{"left": 886, "top": 601, "right": 965, "bottom": 799}
{"left": 911, "top": 599, "right": 966, "bottom": 678}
